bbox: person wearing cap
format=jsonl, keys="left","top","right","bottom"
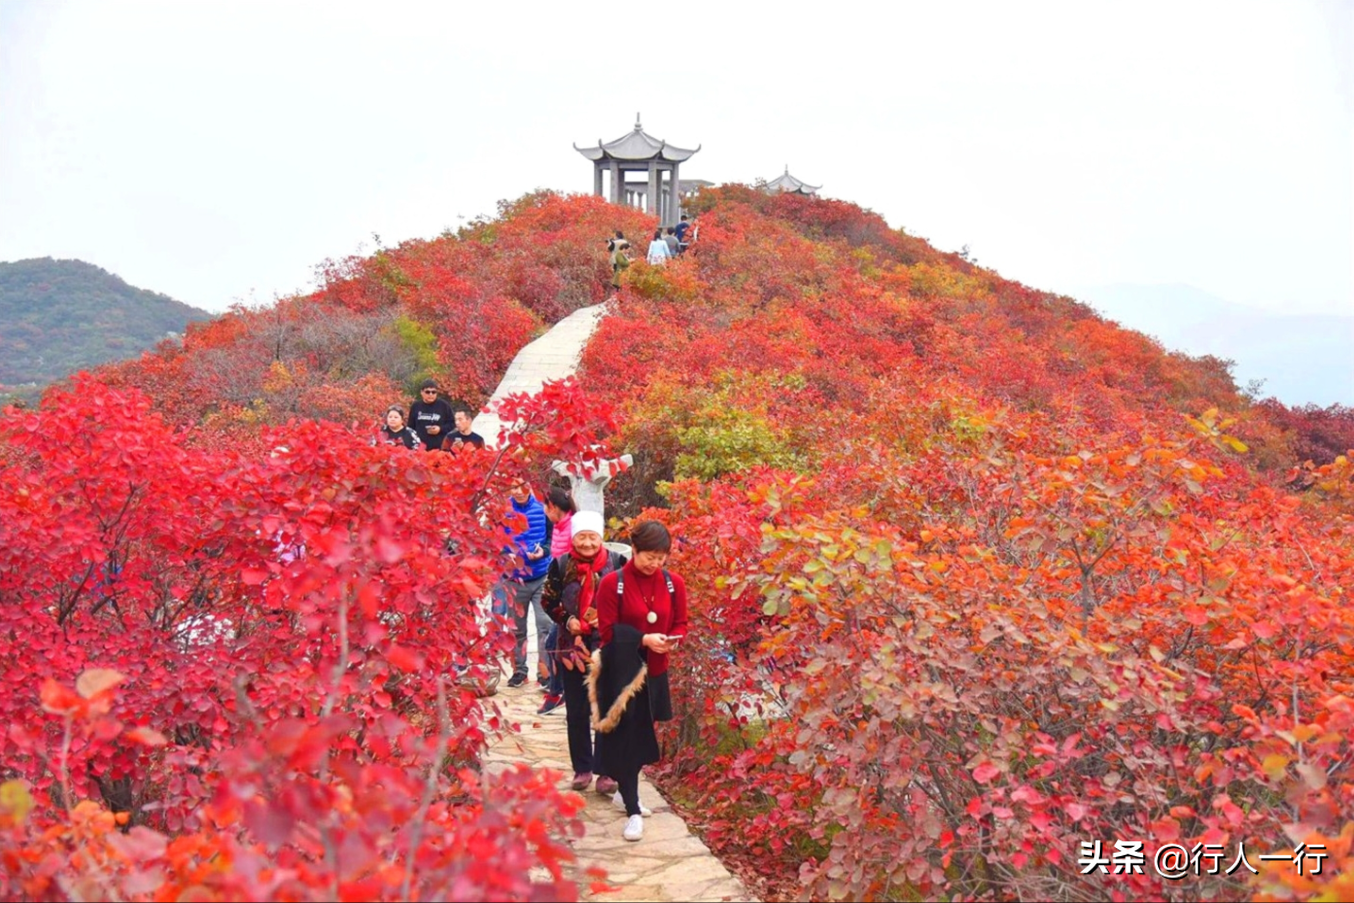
{"left": 407, "top": 380, "right": 455, "bottom": 451}
{"left": 542, "top": 509, "right": 626, "bottom": 793}
{"left": 379, "top": 406, "right": 423, "bottom": 449}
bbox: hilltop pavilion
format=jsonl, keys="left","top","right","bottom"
{"left": 764, "top": 167, "right": 821, "bottom": 196}
{"left": 575, "top": 115, "right": 701, "bottom": 224}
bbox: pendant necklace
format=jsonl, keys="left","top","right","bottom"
{"left": 639, "top": 575, "right": 659, "bottom": 624}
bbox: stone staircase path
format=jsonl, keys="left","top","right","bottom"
{"left": 473, "top": 303, "right": 610, "bottom": 449}
{"left": 473, "top": 300, "right": 757, "bottom": 902}
{"left": 483, "top": 683, "right": 755, "bottom": 903}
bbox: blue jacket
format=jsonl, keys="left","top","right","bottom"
{"left": 508, "top": 493, "right": 552, "bottom": 581}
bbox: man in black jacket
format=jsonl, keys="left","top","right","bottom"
{"left": 408, "top": 380, "right": 455, "bottom": 451}
{"left": 448, "top": 407, "right": 486, "bottom": 450}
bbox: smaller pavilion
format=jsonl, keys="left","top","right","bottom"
{"left": 575, "top": 115, "right": 700, "bottom": 224}
{"left": 764, "top": 166, "right": 821, "bottom": 196}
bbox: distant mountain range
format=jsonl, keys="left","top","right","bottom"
{"left": 1073, "top": 283, "right": 1353, "bottom": 408}
{"left": 0, "top": 257, "right": 214, "bottom": 394}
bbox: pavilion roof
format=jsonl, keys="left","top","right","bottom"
{"left": 575, "top": 115, "right": 700, "bottom": 163}
{"left": 765, "top": 167, "right": 821, "bottom": 195}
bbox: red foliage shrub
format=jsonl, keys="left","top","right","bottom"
{"left": 0, "top": 374, "right": 619, "bottom": 900}
{"left": 571, "top": 191, "right": 1354, "bottom": 902}
{"left": 1253, "top": 400, "right": 1354, "bottom": 467}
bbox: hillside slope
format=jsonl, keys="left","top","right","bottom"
{"left": 0, "top": 257, "right": 214, "bottom": 389}
{"left": 3, "top": 190, "right": 1351, "bottom": 903}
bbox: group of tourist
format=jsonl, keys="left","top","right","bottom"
{"left": 374, "top": 387, "right": 686, "bottom": 843}
{"left": 369, "top": 260, "right": 691, "bottom": 843}
{"left": 378, "top": 379, "right": 485, "bottom": 452}
{"left": 609, "top": 215, "right": 697, "bottom": 288}
{"left": 494, "top": 478, "right": 689, "bottom": 843}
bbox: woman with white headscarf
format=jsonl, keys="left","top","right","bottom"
{"left": 541, "top": 510, "right": 626, "bottom": 795}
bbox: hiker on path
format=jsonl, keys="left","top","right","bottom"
{"left": 408, "top": 379, "right": 455, "bottom": 451}
{"left": 608, "top": 231, "right": 630, "bottom": 291}
{"left": 536, "top": 485, "right": 577, "bottom": 715}
{"left": 449, "top": 407, "right": 486, "bottom": 451}
{"left": 379, "top": 405, "right": 423, "bottom": 449}
{"left": 646, "top": 229, "right": 671, "bottom": 265}
{"left": 663, "top": 227, "right": 680, "bottom": 258}
{"left": 543, "top": 509, "right": 626, "bottom": 794}
{"left": 492, "top": 479, "right": 553, "bottom": 689}
{"left": 591, "top": 520, "right": 689, "bottom": 842}
{"left": 674, "top": 214, "right": 692, "bottom": 254}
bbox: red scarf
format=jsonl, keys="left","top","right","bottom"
{"left": 561, "top": 550, "right": 608, "bottom": 672}
{"left": 575, "top": 550, "right": 607, "bottom": 620}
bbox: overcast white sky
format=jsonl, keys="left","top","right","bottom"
{"left": 1, "top": 0, "right": 1350, "bottom": 318}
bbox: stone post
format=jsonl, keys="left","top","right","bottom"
{"left": 669, "top": 162, "right": 681, "bottom": 224}
{"left": 594, "top": 163, "right": 604, "bottom": 197}
{"left": 551, "top": 454, "right": 632, "bottom": 516}
{"left": 609, "top": 160, "right": 621, "bottom": 204}
{"left": 552, "top": 454, "right": 635, "bottom": 559}
{"left": 648, "top": 161, "right": 659, "bottom": 219}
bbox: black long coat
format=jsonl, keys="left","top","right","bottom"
{"left": 588, "top": 623, "right": 661, "bottom": 774}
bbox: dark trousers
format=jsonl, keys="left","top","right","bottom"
{"left": 560, "top": 663, "right": 594, "bottom": 776}
{"left": 492, "top": 576, "right": 548, "bottom": 680}
{"left": 615, "top": 762, "right": 642, "bottom": 816}
{"left": 545, "top": 625, "right": 564, "bottom": 695}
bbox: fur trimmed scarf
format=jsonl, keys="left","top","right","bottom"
{"left": 585, "top": 623, "right": 661, "bottom": 774}
{"left": 586, "top": 647, "right": 647, "bottom": 733}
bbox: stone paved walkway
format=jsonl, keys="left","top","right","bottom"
{"left": 483, "top": 681, "right": 756, "bottom": 903}
{"left": 473, "top": 303, "right": 610, "bottom": 449}
{"left": 473, "top": 300, "right": 756, "bottom": 902}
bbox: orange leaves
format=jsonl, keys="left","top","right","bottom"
{"left": 124, "top": 726, "right": 168, "bottom": 747}
{"left": 40, "top": 669, "right": 126, "bottom": 718}
{"left": 38, "top": 679, "right": 85, "bottom": 716}
{"left": 75, "top": 668, "right": 126, "bottom": 700}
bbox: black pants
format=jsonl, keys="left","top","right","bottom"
{"left": 560, "top": 662, "right": 595, "bottom": 776}
{"left": 615, "top": 762, "right": 642, "bottom": 817}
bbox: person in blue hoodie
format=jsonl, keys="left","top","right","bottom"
{"left": 493, "top": 479, "right": 554, "bottom": 688}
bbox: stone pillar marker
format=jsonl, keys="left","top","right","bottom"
{"left": 647, "top": 160, "right": 660, "bottom": 218}
{"left": 551, "top": 453, "right": 632, "bottom": 516}
{"left": 552, "top": 453, "right": 634, "bottom": 557}
{"left": 669, "top": 160, "right": 681, "bottom": 225}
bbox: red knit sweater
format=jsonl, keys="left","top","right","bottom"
{"left": 596, "top": 559, "right": 689, "bottom": 677}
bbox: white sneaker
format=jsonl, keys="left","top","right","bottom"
{"left": 622, "top": 813, "right": 644, "bottom": 842}
{"left": 612, "top": 790, "right": 652, "bottom": 817}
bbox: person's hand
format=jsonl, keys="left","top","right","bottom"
{"left": 642, "top": 633, "right": 672, "bottom": 655}
{"left": 427, "top": 425, "right": 441, "bottom": 435}
{"left": 567, "top": 616, "right": 583, "bottom": 635}
{"left": 582, "top": 608, "right": 599, "bottom": 628}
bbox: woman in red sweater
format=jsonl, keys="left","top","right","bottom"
{"left": 590, "top": 521, "right": 689, "bottom": 842}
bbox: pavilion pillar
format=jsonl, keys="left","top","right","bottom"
{"left": 593, "top": 163, "right": 603, "bottom": 197}
{"left": 609, "top": 160, "right": 621, "bottom": 204}
{"left": 647, "top": 161, "right": 659, "bottom": 219}
{"left": 669, "top": 162, "right": 681, "bottom": 224}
